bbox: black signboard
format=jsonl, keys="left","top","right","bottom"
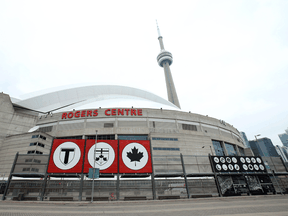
{"left": 211, "top": 156, "right": 267, "bottom": 173}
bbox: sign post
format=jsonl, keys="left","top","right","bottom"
{"left": 91, "top": 130, "right": 98, "bottom": 203}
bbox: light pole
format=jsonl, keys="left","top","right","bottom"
{"left": 255, "top": 134, "right": 261, "bottom": 141}
{"left": 254, "top": 134, "right": 263, "bottom": 157}
{"left": 91, "top": 130, "right": 98, "bottom": 203}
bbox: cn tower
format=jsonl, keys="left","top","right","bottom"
{"left": 156, "top": 21, "right": 181, "bottom": 109}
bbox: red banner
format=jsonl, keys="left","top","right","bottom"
{"left": 47, "top": 139, "right": 85, "bottom": 173}
{"left": 47, "top": 139, "right": 152, "bottom": 174}
{"left": 119, "top": 140, "right": 152, "bottom": 173}
{"left": 83, "top": 140, "right": 118, "bottom": 174}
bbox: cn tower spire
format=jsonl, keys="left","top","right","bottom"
{"left": 156, "top": 21, "right": 181, "bottom": 109}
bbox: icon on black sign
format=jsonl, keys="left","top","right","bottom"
{"left": 220, "top": 157, "right": 225, "bottom": 163}
{"left": 226, "top": 157, "right": 231, "bottom": 163}
{"left": 248, "top": 164, "right": 254, "bottom": 170}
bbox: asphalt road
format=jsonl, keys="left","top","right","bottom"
{"left": 0, "top": 195, "right": 288, "bottom": 216}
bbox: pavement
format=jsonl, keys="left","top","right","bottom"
{"left": 0, "top": 195, "right": 288, "bottom": 216}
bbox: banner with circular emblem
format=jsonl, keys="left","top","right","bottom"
{"left": 119, "top": 140, "right": 152, "bottom": 173}
{"left": 83, "top": 140, "right": 118, "bottom": 173}
{"left": 47, "top": 139, "right": 85, "bottom": 173}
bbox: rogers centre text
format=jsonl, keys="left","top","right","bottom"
{"left": 62, "top": 109, "right": 143, "bottom": 119}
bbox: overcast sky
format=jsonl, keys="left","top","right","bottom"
{"left": 1, "top": 0, "right": 288, "bottom": 146}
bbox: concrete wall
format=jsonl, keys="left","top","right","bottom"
{"left": 0, "top": 93, "right": 40, "bottom": 176}
{"left": 0, "top": 93, "right": 37, "bottom": 144}
{"left": 0, "top": 132, "right": 53, "bottom": 175}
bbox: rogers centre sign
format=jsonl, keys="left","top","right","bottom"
{"left": 62, "top": 108, "right": 142, "bottom": 119}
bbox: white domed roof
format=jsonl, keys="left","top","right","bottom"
{"left": 13, "top": 85, "right": 179, "bottom": 113}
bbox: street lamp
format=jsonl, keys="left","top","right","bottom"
{"left": 254, "top": 134, "right": 261, "bottom": 141}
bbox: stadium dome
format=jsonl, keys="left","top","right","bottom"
{"left": 12, "top": 85, "right": 179, "bottom": 113}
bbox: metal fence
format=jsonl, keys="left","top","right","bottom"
{"left": 2, "top": 154, "right": 288, "bottom": 201}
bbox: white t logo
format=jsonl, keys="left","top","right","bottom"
{"left": 53, "top": 142, "right": 81, "bottom": 170}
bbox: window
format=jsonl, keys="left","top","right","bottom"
{"left": 36, "top": 151, "right": 43, "bottom": 154}
{"left": 22, "top": 168, "right": 30, "bottom": 171}
{"left": 152, "top": 137, "right": 178, "bottom": 141}
{"left": 29, "top": 142, "right": 45, "bottom": 148}
{"left": 238, "top": 147, "right": 245, "bottom": 156}
{"left": 86, "top": 135, "right": 115, "bottom": 140}
{"left": 57, "top": 136, "right": 83, "bottom": 139}
{"left": 27, "top": 150, "right": 35, "bottom": 154}
{"left": 32, "top": 134, "right": 46, "bottom": 140}
{"left": 104, "top": 123, "right": 114, "bottom": 128}
{"left": 153, "top": 147, "right": 180, "bottom": 151}
{"left": 118, "top": 135, "right": 148, "bottom": 140}
{"left": 39, "top": 126, "right": 52, "bottom": 133}
{"left": 182, "top": 124, "right": 197, "bottom": 131}
{"left": 38, "top": 143, "right": 45, "bottom": 148}
{"left": 212, "top": 140, "right": 225, "bottom": 156}
{"left": 25, "top": 159, "right": 32, "bottom": 163}
{"left": 31, "top": 168, "right": 39, "bottom": 172}
{"left": 33, "top": 159, "right": 41, "bottom": 164}
{"left": 40, "top": 135, "right": 46, "bottom": 140}
{"left": 225, "top": 142, "right": 238, "bottom": 156}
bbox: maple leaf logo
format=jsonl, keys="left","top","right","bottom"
{"left": 127, "top": 146, "right": 143, "bottom": 166}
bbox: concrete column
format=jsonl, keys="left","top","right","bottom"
{"left": 158, "top": 37, "right": 165, "bottom": 50}
{"left": 234, "top": 145, "right": 241, "bottom": 156}
{"left": 222, "top": 141, "right": 228, "bottom": 156}
{"left": 163, "top": 62, "right": 181, "bottom": 108}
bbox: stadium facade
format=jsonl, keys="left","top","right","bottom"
{"left": 1, "top": 24, "right": 287, "bottom": 201}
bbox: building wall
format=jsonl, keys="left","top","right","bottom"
{"left": 249, "top": 138, "right": 278, "bottom": 157}
{"left": 278, "top": 132, "right": 288, "bottom": 147}
{"left": 0, "top": 132, "right": 53, "bottom": 175}
{"left": 0, "top": 93, "right": 37, "bottom": 144}
{"left": 0, "top": 93, "right": 39, "bottom": 176}
{"left": 0, "top": 96, "right": 246, "bottom": 176}
{"left": 276, "top": 145, "right": 288, "bottom": 163}
{"left": 240, "top": 131, "right": 250, "bottom": 148}
{"left": 35, "top": 108, "right": 245, "bottom": 166}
